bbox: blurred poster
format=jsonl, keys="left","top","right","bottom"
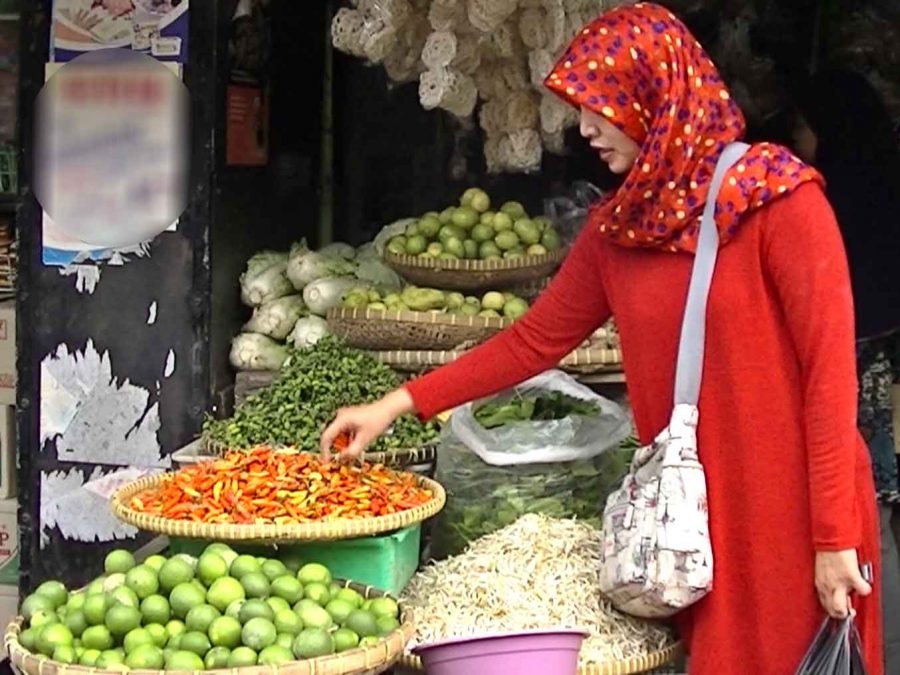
{"left": 51, "top": 0, "right": 189, "bottom": 64}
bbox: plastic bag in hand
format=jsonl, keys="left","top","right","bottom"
{"left": 795, "top": 616, "right": 868, "bottom": 675}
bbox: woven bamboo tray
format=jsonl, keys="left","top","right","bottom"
{"left": 109, "top": 472, "right": 446, "bottom": 543}
{"left": 369, "top": 346, "right": 623, "bottom": 375}
{"left": 5, "top": 581, "right": 414, "bottom": 675}
{"left": 200, "top": 438, "right": 439, "bottom": 471}
{"left": 384, "top": 249, "right": 566, "bottom": 291}
{"left": 396, "top": 641, "right": 684, "bottom": 675}
{"left": 326, "top": 308, "right": 508, "bottom": 351}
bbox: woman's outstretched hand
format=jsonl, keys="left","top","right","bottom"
{"left": 320, "top": 388, "right": 416, "bottom": 461}
{"left": 815, "top": 549, "right": 872, "bottom": 618}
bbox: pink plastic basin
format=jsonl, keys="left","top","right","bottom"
{"left": 411, "top": 629, "right": 588, "bottom": 675}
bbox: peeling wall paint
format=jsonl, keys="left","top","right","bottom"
{"left": 56, "top": 243, "right": 153, "bottom": 294}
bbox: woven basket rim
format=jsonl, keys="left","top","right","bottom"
{"left": 198, "top": 439, "right": 439, "bottom": 466}
{"left": 396, "top": 641, "right": 683, "bottom": 675}
{"left": 6, "top": 580, "right": 414, "bottom": 675}
{"left": 109, "top": 470, "right": 446, "bottom": 542}
{"left": 367, "top": 347, "right": 622, "bottom": 367}
{"left": 326, "top": 307, "right": 511, "bottom": 329}
{"left": 384, "top": 247, "right": 567, "bottom": 272}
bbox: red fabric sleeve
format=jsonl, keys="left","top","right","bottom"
{"left": 761, "top": 182, "right": 861, "bottom": 550}
{"left": 404, "top": 227, "right": 612, "bottom": 420}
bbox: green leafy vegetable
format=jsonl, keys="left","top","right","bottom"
{"left": 474, "top": 392, "right": 600, "bottom": 429}
{"left": 204, "top": 336, "right": 439, "bottom": 452}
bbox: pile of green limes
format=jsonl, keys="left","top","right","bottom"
{"left": 16, "top": 544, "right": 402, "bottom": 671}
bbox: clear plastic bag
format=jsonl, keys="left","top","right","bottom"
{"left": 431, "top": 371, "right": 634, "bottom": 558}
{"left": 543, "top": 181, "right": 605, "bottom": 243}
{"left": 795, "top": 616, "right": 868, "bottom": 674}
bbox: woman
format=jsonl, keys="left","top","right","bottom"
{"left": 793, "top": 68, "right": 900, "bottom": 672}
{"left": 322, "top": 4, "right": 883, "bottom": 673}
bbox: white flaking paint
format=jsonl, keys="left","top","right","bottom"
{"left": 147, "top": 301, "right": 158, "bottom": 325}
{"left": 40, "top": 340, "right": 171, "bottom": 468}
{"left": 56, "top": 243, "right": 153, "bottom": 294}
{"left": 164, "top": 350, "right": 176, "bottom": 378}
{"left": 40, "top": 467, "right": 139, "bottom": 547}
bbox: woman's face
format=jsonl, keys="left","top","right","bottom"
{"left": 579, "top": 106, "right": 641, "bottom": 174}
{"left": 792, "top": 115, "right": 818, "bottom": 164}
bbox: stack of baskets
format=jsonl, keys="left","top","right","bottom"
{"left": 5, "top": 450, "right": 447, "bottom": 675}
{"left": 326, "top": 246, "right": 624, "bottom": 377}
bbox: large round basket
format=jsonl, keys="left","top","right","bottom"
{"left": 200, "top": 438, "right": 439, "bottom": 472}
{"left": 384, "top": 249, "right": 566, "bottom": 291}
{"left": 109, "top": 472, "right": 446, "bottom": 543}
{"left": 6, "top": 581, "right": 414, "bottom": 675}
{"left": 326, "top": 307, "right": 507, "bottom": 351}
{"left": 368, "top": 346, "right": 623, "bottom": 376}
{"left": 396, "top": 641, "right": 684, "bottom": 675}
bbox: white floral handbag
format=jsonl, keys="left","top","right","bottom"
{"left": 598, "top": 142, "right": 750, "bottom": 619}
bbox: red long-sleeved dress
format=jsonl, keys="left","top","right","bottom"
{"left": 404, "top": 183, "right": 883, "bottom": 674}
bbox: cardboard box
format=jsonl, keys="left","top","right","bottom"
{"left": 0, "top": 498, "right": 18, "bottom": 586}
{"left": 0, "top": 300, "right": 13, "bottom": 406}
{"left": 0, "top": 584, "right": 17, "bottom": 631}
{"left": 0, "top": 406, "right": 13, "bottom": 499}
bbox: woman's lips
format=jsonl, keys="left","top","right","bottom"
{"left": 599, "top": 149, "right": 614, "bottom": 161}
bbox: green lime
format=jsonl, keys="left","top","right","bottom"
{"left": 451, "top": 207, "right": 479, "bottom": 229}
{"left": 35, "top": 581, "right": 68, "bottom": 610}
{"left": 369, "top": 597, "right": 399, "bottom": 619}
{"left": 173, "top": 554, "right": 198, "bottom": 570}
{"left": 293, "top": 599, "right": 319, "bottom": 615}
{"left": 165, "top": 619, "right": 186, "bottom": 640}
{"left": 79, "top": 648, "right": 102, "bottom": 666}
{"left": 208, "top": 615, "right": 242, "bottom": 649}
{"left": 273, "top": 609, "right": 303, "bottom": 636}
{"left": 158, "top": 558, "right": 195, "bottom": 593}
{"left": 296, "top": 604, "right": 332, "bottom": 631}
{"left": 225, "top": 599, "right": 245, "bottom": 619}
{"left": 266, "top": 597, "right": 290, "bottom": 615}
{"left": 125, "top": 643, "right": 164, "bottom": 669}
{"left": 500, "top": 200, "right": 527, "bottom": 220}
{"left": 292, "top": 628, "right": 335, "bottom": 659}
{"left": 303, "top": 582, "right": 330, "bottom": 606}
{"left": 167, "top": 635, "right": 182, "bottom": 651}
{"left": 206, "top": 577, "right": 245, "bottom": 612}
{"left": 270, "top": 575, "right": 303, "bottom": 604}
{"left": 123, "top": 627, "right": 154, "bottom": 654}
{"left": 125, "top": 565, "right": 159, "bottom": 600}
{"left": 359, "top": 636, "right": 380, "bottom": 648}
{"left": 334, "top": 588, "right": 363, "bottom": 608}
{"left": 143, "top": 555, "right": 167, "bottom": 572}
{"left": 239, "top": 598, "right": 274, "bottom": 624}
{"left": 140, "top": 594, "right": 171, "bottom": 625}
{"left": 82, "top": 594, "right": 108, "bottom": 626}
{"left": 376, "top": 616, "right": 400, "bottom": 636}
{"left": 185, "top": 604, "right": 221, "bottom": 634}
{"left": 541, "top": 228, "right": 561, "bottom": 251}
{"left": 240, "top": 572, "right": 270, "bottom": 599}
{"left": 495, "top": 230, "right": 520, "bottom": 251}
{"left": 18, "top": 627, "right": 38, "bottom": 652}
{"left": 169, "top": 582, "right": 206, "bottom": 619}
{"left": 64, "top": 609, "right": 88, "bottom": 638}
{"left": 65, "top": 592, "right": 86, "bottom": 612}
{"left": 333, "top": 627, "right": 360, "bottom": 653}
{"left": 109, "top": 586, "right": 139, "bottom": 609}
{"left": 241, "top": 617, "right": 277, "bottom": 651}
{"left": 328, "top": 582, "right": 343, "bottom": 597}
{"left": 345, "top": 610, "right": 378, "bottom": 639}
{"left": 180, "top": 630, "right": 212, "bottom": 657}
{"left": 493, "top": 211, "right": 514, "bottom": 232}
{"left": 204, "top": 645, "right": 231, "bottom": 669}
{"left": 95, "top": 648, "right": 125, "bottom": 668}
{"left": 513, "top": 218, "right": 541, "bottom": 245}
{"left": 204, "top": 544, "right": 238, "bottom": 569}
{"left": 103, "top": 573, "right": 126, "bottom": 592}
{"left": 144, "top": 623, "right": 168, "bottom": 648}
{"left": 104, "top": 550, "right": 136, "bottom": 576}
{"left": 258, "top": 644, "right": 293, "bottom": 666}
{"left": 81, "top": 625, "right": 114, "bottom": 651}
{"left": 275, "top": 633, "right": 294, "bottom": 650}
{"left": 36, "top": 623, "right": 74, "bottom": 657}
{"left": 228, "top": 646, "right": 258, "bottom": 667}
{"left": 259, "top": 559, "right": 288, "bottom": 582}
{"left": 405, "top": 234, "right": 427, "bottom": 256}
{"left": 478, "top": 240, "right": 502, "bottom": 259}
{"left": 196, "top": 553, "right": 229, "bottom": 587}
{"left": 27, "top": 609, "right": 57, "bottom": 631}
{"left": 325, "top": 599, "right": 355, "bottom": 625}
{"left": 105, "top": 605, "right": 141, "bottom": 638}
{"left": 229, "top": 554, "right": 262, "bottom": 580}
{"left": 86, "top": 578, "right": 106, "bottom": 596}
{"left": 166, "top": 649, "right": 205, "bottom": 670}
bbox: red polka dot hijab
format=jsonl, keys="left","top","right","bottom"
{"left": 545, "top": 3, "right": 822, "bottom": 253}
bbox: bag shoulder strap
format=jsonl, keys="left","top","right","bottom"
{"left": 673, "top": 142, "right": 750, "bottom": 405}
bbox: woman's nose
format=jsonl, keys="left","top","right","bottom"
{"left": 579, "top": 116, "right": 596, "bottom": 139}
